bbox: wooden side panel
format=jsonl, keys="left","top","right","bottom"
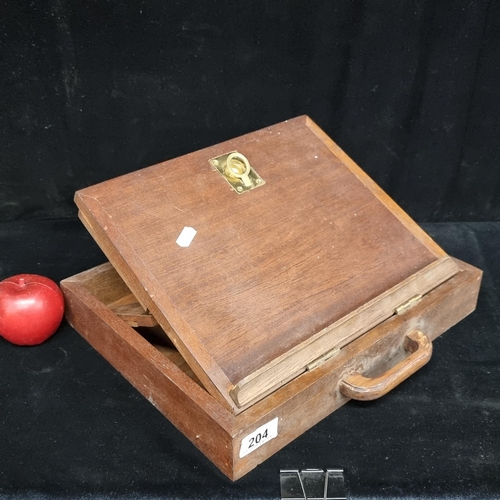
{"left": 61, "top": 280, "right": 236, "bottom": 479}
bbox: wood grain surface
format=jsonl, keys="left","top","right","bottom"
{"left": 74, "top": 116, "right": 458, "bottom": 408}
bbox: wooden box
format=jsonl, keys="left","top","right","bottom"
{"left": 61, "top": 117, "right": 481, "bottom": 480}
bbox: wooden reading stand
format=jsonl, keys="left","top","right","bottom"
{"left": 61, "top": 117, "right": 481, "bottom": 480}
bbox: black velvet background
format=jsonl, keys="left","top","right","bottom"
{"left": 1, "top": 0, "right": 500, "bottom": 223}
{"left": 1, "top": 0, "right": 500, "bottom": 498}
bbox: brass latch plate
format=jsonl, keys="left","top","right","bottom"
{"left": 209, "top": 151, "right": 265, "bottom": 194}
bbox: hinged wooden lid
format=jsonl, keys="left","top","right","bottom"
{"left": 75, "top": 116, "right": 458, "bottom": 412}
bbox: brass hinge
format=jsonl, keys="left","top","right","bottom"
{"left": 395, "top": 294, "right": 422, "bottom": 315}
{"left": 306, "top": 347, "right": 340, "bottom": 371}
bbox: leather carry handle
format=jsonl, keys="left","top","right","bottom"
{"left": 339, "top": 330, "right": 432, "bottom": 401}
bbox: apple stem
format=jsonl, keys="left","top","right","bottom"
{"left": 18, "top": 277, "right": 25, "bottom": 287}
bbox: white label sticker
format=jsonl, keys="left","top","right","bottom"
{"left": 176, "top": 226, "right": 197, "bottom": 247}
{"left": 239, "top": 417, "right": 279, "bottom": 458}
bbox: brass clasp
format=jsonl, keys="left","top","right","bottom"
{"left": 209, "top": 151, "right": 265, "bottom": 194}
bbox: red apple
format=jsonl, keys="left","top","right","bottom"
{"left": 0, "top": 274, "right": 65, "bottom": 346}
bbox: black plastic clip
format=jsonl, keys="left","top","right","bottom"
{"left": 280, "top": 468, "right": 346, "bottom": 500}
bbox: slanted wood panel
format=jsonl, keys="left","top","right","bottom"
{"left": 75, "top": 116, "right": 450, "bottom": 407}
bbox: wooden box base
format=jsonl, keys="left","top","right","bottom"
{"left": 61, "top": 259, "right": 481, "bottom": 481}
